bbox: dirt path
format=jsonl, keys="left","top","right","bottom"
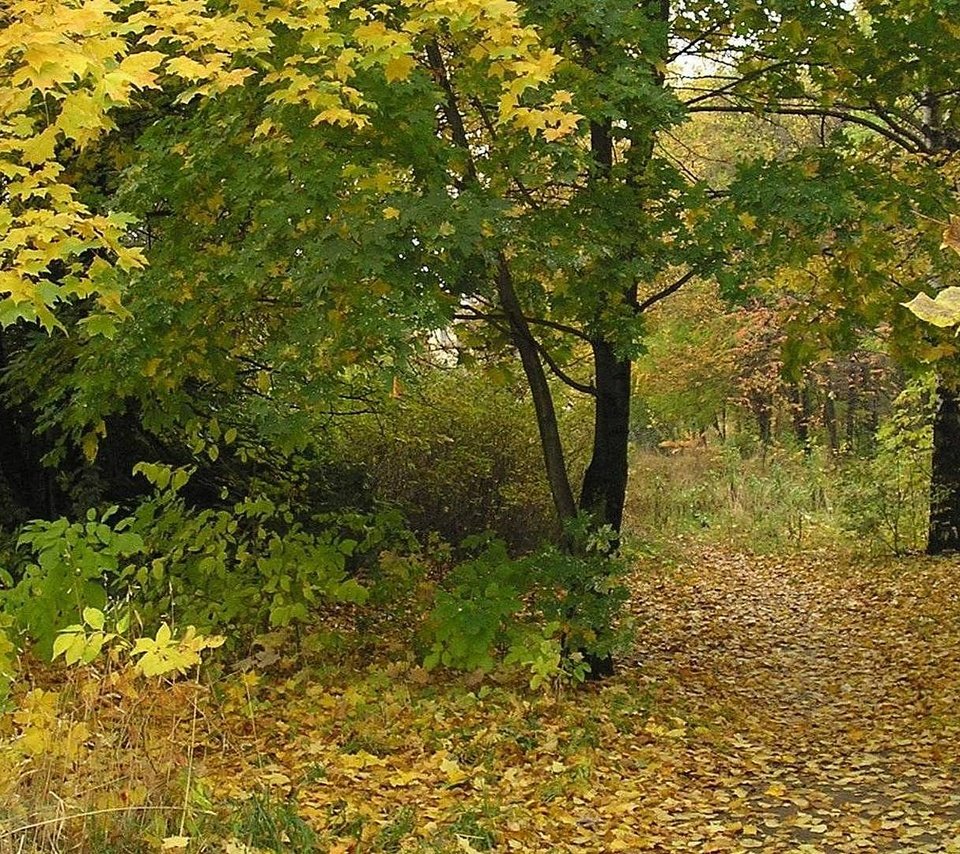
{"left": 629, "top": 547, "right": 960, "bottom": 852}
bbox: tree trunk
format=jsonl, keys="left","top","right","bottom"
{"left": 788, "top": 381, "right": 811, "bottom": 453}
{"left": 752, "top": 392, "right": 772, "bottom": 446}
{"left": 845, "top": 362, "right": 858, "bottom": 451}
{"left": 823, "top": 393, "right": 839, "bottom": 453}
{"left": 495, "top": 256, "right": 578, "bottom": 527}
{"left": 927, "top": 383, "right": 960, "bottom": 555}
{"left": 578, "top": 340, "right": 631, "bottom": 534}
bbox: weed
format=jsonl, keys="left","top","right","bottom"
{"left": 229, "top": 791, "right": 316, "bottom": 852}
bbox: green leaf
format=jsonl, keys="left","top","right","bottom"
{"left": 82, "top": 607, "right": 105, "bottom": 630}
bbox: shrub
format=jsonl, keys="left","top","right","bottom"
{"left": 334, "top": 368, "right": 579, "bottom": 552}
{"left": 0, "top": 463, "right": 417, "bottom": 656}
{"left": 421, "top": 527, "right": 631, "bottom": 688}
{"left": 836, "top": 379, "right": 933, "bottom": 555}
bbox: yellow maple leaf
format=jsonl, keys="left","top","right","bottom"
{"left": 384, "top": 53, "right": 415, "bottom": 83}
{"left": 166, "top": 55, "right": 208, "bottom": 82}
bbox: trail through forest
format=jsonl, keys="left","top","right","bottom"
{"left": 629, "top": 547, "right": 960, "bottom": 851}
{"left": 7, "top": 548, "right": 960, "bottom": 854}
{"left": 192, "top": 548, "right": 960, "bottom": 852}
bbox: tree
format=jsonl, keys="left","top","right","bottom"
{"left": 6, "top": 0, "right": 959, "bottom": 556}
{"left": 692, "top": 0, "right": 960, "bottom": 553}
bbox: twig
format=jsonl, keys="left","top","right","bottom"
{"left": 179, "top": 667, "right": 202, "bottom": 837}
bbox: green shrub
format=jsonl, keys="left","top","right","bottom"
{"left": 421, "top": 526, "right": 630, "bottom": 687}
{"left": 836, "top": 379, "right": 933, "bottom": 555}
{"left": 335, "top": 368, "right": 578, "bottom": 551}
{"left": 0, "top": 463, "right": 417, "bottom": 656}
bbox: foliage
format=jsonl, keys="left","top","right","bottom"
{"left": 0, "top": 0, "right": 572, "bottom": 328}
{"left": 335, "top": 368, "right": 573, "bottom": 550}
{"left": 0, "top": 615, "right": 15, "bottom": 709}
{"left": 0, "top": 464, "right": 416, "bottom": 656}
{"left": 836, "top": 378, "right": 936, "bottom": 555}
{"left": 422, "top": 528, "right": 629, "bottom": 686}
{"left": 903, "top": 217, "right": 960, "bottom": 329}
{"left": 626, "top": 445, "right": 837, "bottom": 552}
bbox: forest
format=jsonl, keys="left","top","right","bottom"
{"left": 1, "top": 0, "right": 960, "bottom": 851}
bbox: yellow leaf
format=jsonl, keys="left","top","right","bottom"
{"left": 439, "top": 756, "right": 468, "bottom": 784}
{"left": 384, "top": 53, "right": 415, "bottom": 83}
{"left": 117, "top": 51, "right": 165, "bottom": 90}
{"left": 20, "top": 127, "right": 58, "bottom": 165}
{"left": 81, "top": 431, "right": 100, "bottom": 462}
{"left": 166, "top": 55, "right": 208, "bottom": 82}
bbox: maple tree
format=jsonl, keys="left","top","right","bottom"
{"left": 4, "top": 0, "right": 958, "bottom": 555}
{"left": 1, "top": 0, "right": 959, "bottom": 688}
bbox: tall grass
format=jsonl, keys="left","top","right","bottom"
{"left": 624, "top": 441, "right": 930, "bottom": 555}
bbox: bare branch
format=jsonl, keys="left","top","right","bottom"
{"left": 637, "top": 268, "right": 699, "bottom": 313}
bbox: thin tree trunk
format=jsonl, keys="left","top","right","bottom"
{"left": 788, "top": 381, "right": 811, "bottom": 453}
{"left": 928, "top": 383, "right": 960, "bottom": 554}
{"left": 845, "top": 363, "right": 858, "bottom": 451}
{"left": 495, "top": 256, "right": 578, "bottom": 526}
{"left": 753, "top": 392, "right": 772, "bottom": 446}
{"left": 824, "top": 393, "right": 839, "bottom": 453}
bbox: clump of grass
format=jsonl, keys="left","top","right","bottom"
{"left": 0, "top": 663, "right": 212, "bottom": 854}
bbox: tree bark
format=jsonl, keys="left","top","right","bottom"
{"left": 927, "top": 383, "right": 960, "bottom": 554}
{"left": 578, "top": 340, "right": 631, "bottom": 533}
{"left": 495, "top": 256, "right": 578, "bottom": 526}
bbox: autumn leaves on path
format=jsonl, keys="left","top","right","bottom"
{"left": 192, "top": 548, "right": 960, "bottom": 852}
{"left": 632, "top": 548, "right": 960, "bottom": 851}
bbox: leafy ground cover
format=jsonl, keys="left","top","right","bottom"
{"left": 3, "top": 546, "right": 959, "bottom": 852}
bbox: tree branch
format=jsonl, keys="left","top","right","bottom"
{"left": 637, "top": 268, "right": 699, "bottom": 313}
{"left": 686, "top": 102, "right": 924, "bottom": 152}
{"left": 454, "top": 308, "right": 596, "bottom": 394}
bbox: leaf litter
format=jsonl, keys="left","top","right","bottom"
{"left": 5, "top": 546, "right": 960, "bottom": 852}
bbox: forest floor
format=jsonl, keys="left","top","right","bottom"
{"left": 4, "top": 546, "right": 960, "bottom": 853}
{"left": 624, "top": 546, "right": 960, "bottom": 852}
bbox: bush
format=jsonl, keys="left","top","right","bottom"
{"left": 836, "top": 379, "right": 933, "bottom": 555}
{"left": 0, "top": 463, "right": 418, "bottom": 656}
{"left": 335, "top": 368, "right": 578, "bottom": 552}
{"left": 421, "top": 526, "right": 631, "bottom": 688}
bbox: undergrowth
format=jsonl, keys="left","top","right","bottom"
{"left": 626, "top": 440, "right": 930, "bottom": 556}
